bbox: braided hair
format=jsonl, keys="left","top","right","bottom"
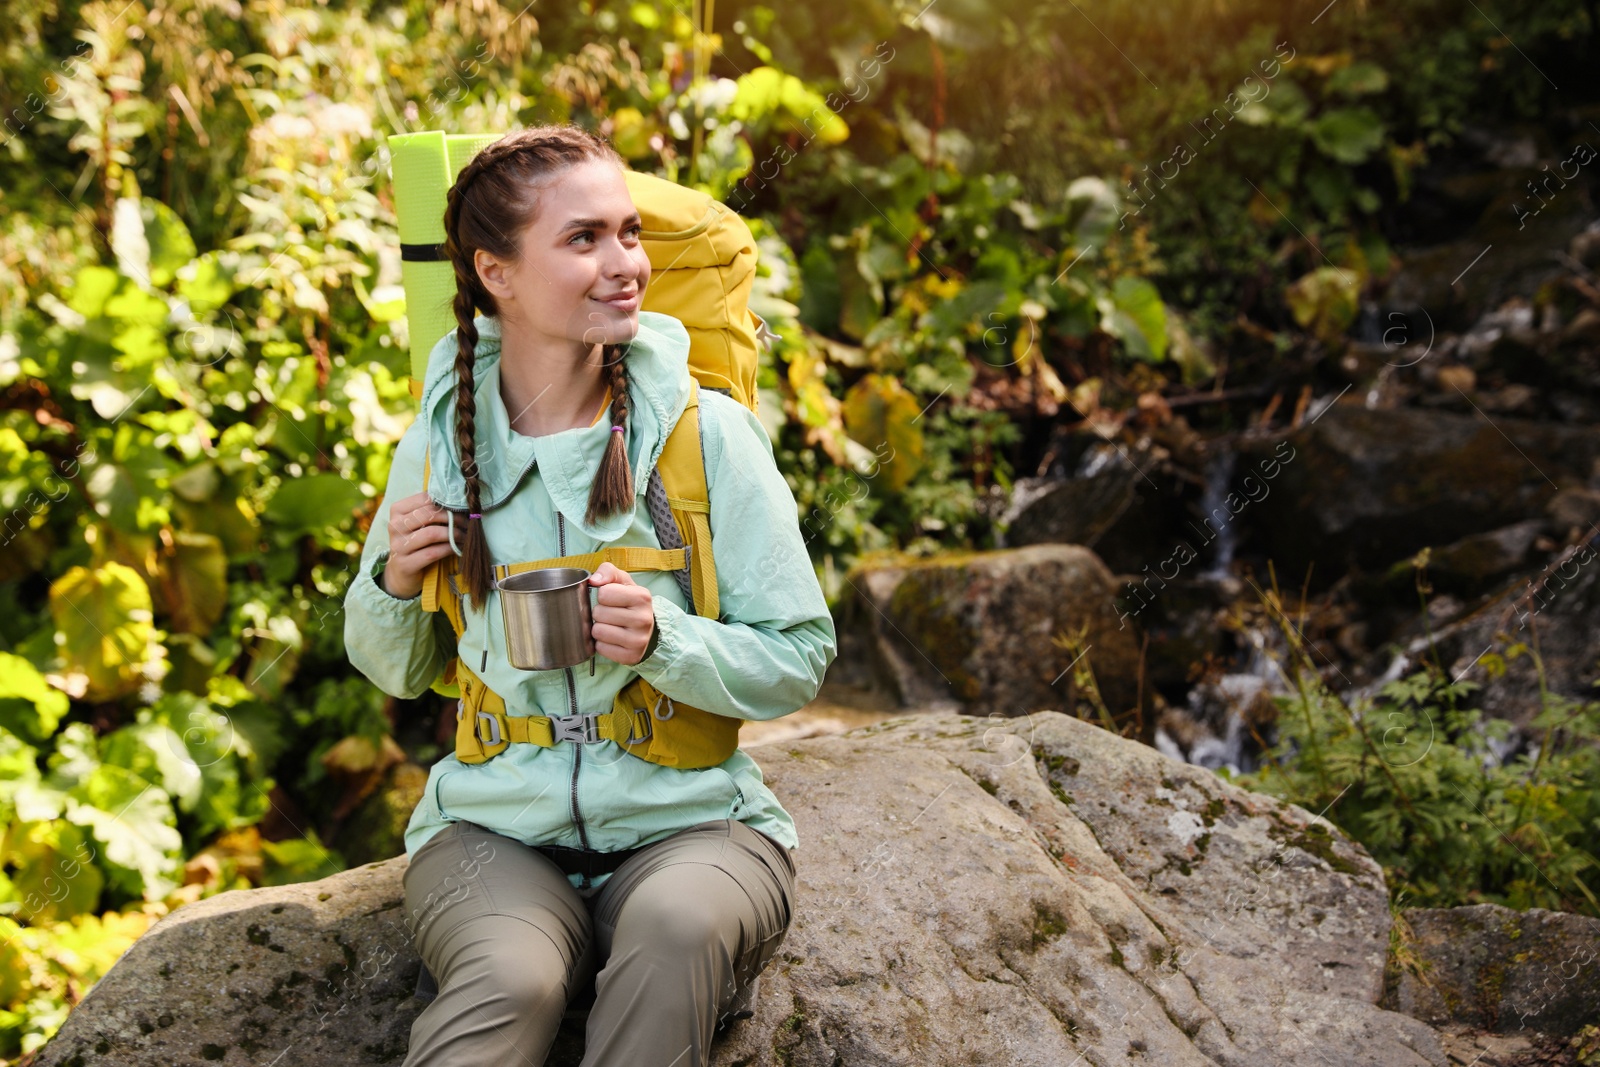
{"left": 440, "top": 125, "right": 636, "bottom": 613}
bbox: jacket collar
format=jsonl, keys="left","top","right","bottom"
{"left": 419, "top": 310, "right": 693, "bottom": 543}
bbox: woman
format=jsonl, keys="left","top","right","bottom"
{"left": 342, "top": 124, "right": 837, "bottom": 1067}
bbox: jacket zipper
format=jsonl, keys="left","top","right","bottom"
{"left": 558, "top": 511, "right": 591, "bottom": 853}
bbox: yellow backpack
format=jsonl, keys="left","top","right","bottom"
{"left": 386, "top": 131, "right": 772, "bottom": 770}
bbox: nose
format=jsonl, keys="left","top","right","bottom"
{"left": 603, "top": 234, "right": 638, "bottom": 281}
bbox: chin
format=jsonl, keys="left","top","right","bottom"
{"left": 595, "top": 315, "right": 641, "bottom": 345}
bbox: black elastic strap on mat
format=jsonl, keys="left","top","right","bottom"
{"left": 401, "top": 243, "right": 447, "bottom": 262}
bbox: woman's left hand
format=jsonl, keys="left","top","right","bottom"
{"left": 588, "top": 562, "right": 656, "bottom": 666}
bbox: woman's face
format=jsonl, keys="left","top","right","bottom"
{"left": 475, "top": 158, "right": 652, "bottom": 349}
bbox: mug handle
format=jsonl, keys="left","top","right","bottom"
{"left": 585, "top": 575, "right": 600, "bottom": 673}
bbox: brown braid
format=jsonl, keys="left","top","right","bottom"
{"left": 439, "top": 124, "right": 631, "bottom": 612}
{"left": 586, "top": 341, "right": 634, "bottom": 525}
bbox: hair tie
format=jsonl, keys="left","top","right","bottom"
{"left": 611, "top": 425, "right": 624, "bottom": 433}
{"left": 469, "top": 512, "right": 482, "bottom": 519}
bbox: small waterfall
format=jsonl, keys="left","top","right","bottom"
{"left": 1196, "top": 446, "right": 1239, "bottom": 580}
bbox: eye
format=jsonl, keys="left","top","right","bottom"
{"left": 569, "top": 230, "right": 594, "bottom": 245}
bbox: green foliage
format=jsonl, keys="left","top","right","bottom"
{"left": 1235, "top": 584, "right": 1600, "bottom": 917}
{"left": 0, "top": 0, "right": 1587, "bottom": 1055}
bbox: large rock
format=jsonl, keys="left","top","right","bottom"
{"left": 35, "top": 712, "right": 1448, "bottom": 1066}
{"left": 998, "top": 441, "right": 1195, "bottom": 575}
{"left": 1383, "top": 903, "right": 1600, "bottom": 1036}
{"left": 1242, "top": 402, "right": 1600, "bottom": 585}
{"left": 839, "top": 546, "right": 1152, "bottom": 741}
{"left": 31, "top": 858, "right": 420, "bottom": 1066}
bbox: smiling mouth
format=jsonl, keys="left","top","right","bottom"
{"left": 593, "top": 292, "right": 640, "bottom": 308}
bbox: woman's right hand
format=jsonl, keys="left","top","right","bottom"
{"left": 380, "top": 492, "right": 458, "bottom": 600}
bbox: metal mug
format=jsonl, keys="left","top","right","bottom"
{"left": 495, "top": 567, "right": 597, "bottom": 671}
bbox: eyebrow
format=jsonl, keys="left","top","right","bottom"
{"left": 559, "top": 212, "right": 642, "bottom": 233}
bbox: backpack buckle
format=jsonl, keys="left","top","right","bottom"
{"left": 549, "top": 714, "right": 601, "bottom": 744}
{"left": 476, "top": 711, "right": 502, "bottom": 746}
{"left": 627, "top": 707, "right": 654, "bottom": 746}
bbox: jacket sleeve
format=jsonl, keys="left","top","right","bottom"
{"left": 343, "top": 416, "right": 453, "bottom": 699}
{"left": 632, "top": 393, "right": 838, "bottom": 720}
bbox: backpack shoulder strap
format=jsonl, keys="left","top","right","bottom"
{"left": 417, "top": 444, "right": 467, "bottom": 638}
{"left": 656, "top": 379, "right": 719, "bottom": 620}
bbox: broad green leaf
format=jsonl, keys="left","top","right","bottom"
{"left": 173, "top": 489, "right": 261, "bottom": 559}
{"left": 0, "top": 653, "right": 69, "bottom": 742}
{"left": 139, "top": 198, "right": 198, "bottom": 288}
{"left": 841, "top": 374, "right": 924, "bottom": 492}
{"left": 1285, "top": 265, "right": 1360, "bottom": 343}
{"left": 1239, "top": 77, "right": 1311, "bottom": 128}
{"left": 797, "top": 243, "right": 841, "bottom": 334}
{"left": 99, "top": 721, "right": 204, "bottom": 813}
{"left": 103, "top": 276, "right": 171, "bottom": 327}
{"left": 62, "top": 763, "right": 183, "bottom": 902}
{"left": 147, "top": 691, "right": 270, "bottom": 837}
{"left": 111, "top": 321, "right": 169, "bottom": 373}
{"left": 175, "top": 250, "right": 236, "bottom": 316}
{"left": 261, "top": 832, "right": 344, "bottom": 887}
{"left": 65, "top": 266, "right": 121, "bottom": 319}
{"left": 41, "top": 909, "right": 154, "bottom": 988}
{"left": 44, "top": 722, "right": 102, "bottom": 794}
{"left": 0, "top": 726, "right": 41, "bottom": 828}
{"left": 0, "top": 916, "right": 27, "bottom": 1004}
{"left": 1065, "top": 176, "right": 1121, "bottom": 250}
{"left": 207, "top": 675, "right": 291, "bottom": 771}
{"left": 1310, "top": 107, "right": 1385, "bottom": 164}
{"left": 1107, "top": 276, "right": 1169, "bottom": 361}
{"left": 729, "top": 67, "right": 848, "bottom": 143}
{"left": 924, "top": 278, "right": 1008, "bottom": 341}
{"left": 49, "top": 563, "right": 155, "bottom": 703}
{"left": 170, "top": 461, "right": 220, "bottom": 503}
{"left": 609, "top": 106, "right": 654, "bottom": 159}
{"left": 159, "top": 531, "right": 228, "bottom": 636}
{"left": 265, "top": 473, "right": 366, "bottom": 536}
{"left": 785, "top": 348, "right": 836, "bottom": 432}
{"left": 0, "top": 727, "right": 39, "bottom": 786}
{"left": 244, "top": 612, "right": 304, "bottom": 700}
{"left": 837, "top": 254, "right": 883, "bottom": 342}
{"left": 1326, "top": 61, "right": 1389, "bottom": 97}
{"left": 861, "top": 235, "right": 910, "bottom": 284}
{"left": 3, "top": 820, "right": 104, "bottom": 924}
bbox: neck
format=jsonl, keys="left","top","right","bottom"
{"left": 495, "top": 321, "right": 610, "bottom": 437}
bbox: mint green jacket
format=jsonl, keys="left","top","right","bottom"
{"left": 343, "top": 311, "right": 836, "bottom": 891}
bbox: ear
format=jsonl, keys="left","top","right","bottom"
{"left": 475, "top": 248, "right": 515, "bottom": 302}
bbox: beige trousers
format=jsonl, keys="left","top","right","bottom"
{"left": 400, "top": 817, "right": 797, "bottom": 1067}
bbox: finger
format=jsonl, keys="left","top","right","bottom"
{"left": 592, "top": 620, "right": 645, "bottom": 646}
{"left": 393, "top": 523, "right": 454, "bottom": 555}
{"left": 594, "top": 637, "right": 641, "bottom": 665}
{"left": 591, "top": 610, "right": 650, "bottom": 638}
{"left": 591, "top": 562, "right": 635, "bottom": 586}
{"left": 392, "top": 543, "right": 456, "bottom": 574}
{"left": 594, "top": 583, "right": 650, "bottom": 608}
{"left": 421, "top": 541, "right": 459, "bottom": 563}
{"left": 391, "top": 508, "right": 436, "bottom": 541}
{"left": 590, "top": 602, "right": 650, "bottom": 629}
{"left": 396, "top": 495, "right": 442, "bottom": 523}
{"left": 393, "top": 514, "right": 447, "bottom": 542}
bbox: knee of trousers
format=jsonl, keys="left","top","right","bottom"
{"left": 446, "top": 923, "right": 575, "bottom": 1009}
{"left": 614, "top": 865, "right": 765, "bottom": 957}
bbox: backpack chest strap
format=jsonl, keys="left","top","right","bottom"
{"left": 493, "top": 545, "right": 688, "bottom": 581}
{"left": 453, "top": 658, "right": 657, "bottom": 763}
